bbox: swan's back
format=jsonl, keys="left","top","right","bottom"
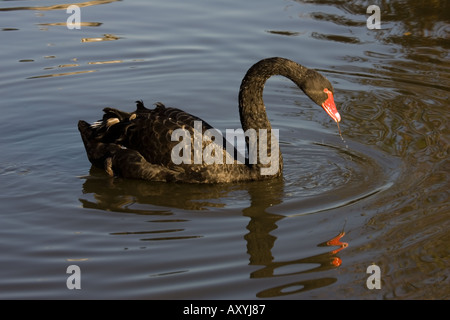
{"left": 78, "top": 101, "right": 255, "bottom": 183}
{"left": 98, "top": 101, "right": 218, "bottom": 166}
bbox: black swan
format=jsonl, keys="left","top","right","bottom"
{"left": 78, "top": 57, "right": 341, "bottom": 183}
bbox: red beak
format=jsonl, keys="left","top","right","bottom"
{"left": 322, "top": 89, "right": 341, "bottom": 123}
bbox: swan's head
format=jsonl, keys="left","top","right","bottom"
{"left": 300, "top": 69, "right": 341, "bottom": 123}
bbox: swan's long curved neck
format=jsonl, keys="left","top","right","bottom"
{"left": 237, "top": 58, "right": 308, "bottom": 177}
{"left": 238, "top": 57, "right": 308, "bottom": 132}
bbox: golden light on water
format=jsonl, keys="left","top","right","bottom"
{"left": 27, "top": 69, "right": 97, "bottom": 79}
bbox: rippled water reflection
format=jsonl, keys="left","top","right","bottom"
{"left": 0, "top": 0, "right": 448, "bottom": 299}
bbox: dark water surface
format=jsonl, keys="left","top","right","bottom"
{"left": 0, "top": 0, "right": 448, "bottom": 299}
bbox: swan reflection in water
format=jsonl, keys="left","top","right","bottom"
{"left": 79, "top": 170, "right": 348, "bottom": 298}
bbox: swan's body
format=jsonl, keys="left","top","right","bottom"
{"left": 78, "top": 57, "right": 340, "bottom": 183}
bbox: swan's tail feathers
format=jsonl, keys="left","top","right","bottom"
{"left": 79, "top": 119, "right": 183, "bottom": 181}
{"left": 101, "top": 107, "right": 132, "bottom": 123}
{"left": 82, "top": 106, "right": 137, "bottom": 145}
{"left": 78, "top": 120, "right": 122, "bottom": 169}
{"left": 89, "top": 108, "right": 131, "bottom": 130}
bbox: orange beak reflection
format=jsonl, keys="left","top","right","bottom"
{"left": 318, "top": 230, "right": 348, "bottom": 267}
